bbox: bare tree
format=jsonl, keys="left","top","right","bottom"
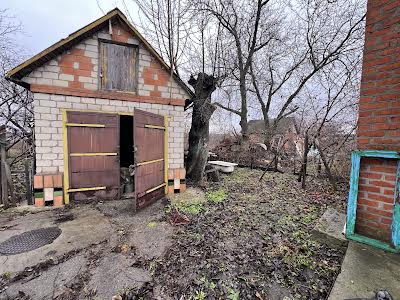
{"left": 295, "top": 57, "right": 361, "bottom": 190}
{"left": 193, "top": 0, "right": 280, "bottom": 140}
{"left": 0, "top": 10, "right": 33, "bottom": 207}
{"left": 130, "top": 0, "right": 192, "bottom": 77}
{"left": 126, "top": 0, "right": 222, "bottom": 183}
{"left": 249, "top": 0, "right": 365, "bottom": 149}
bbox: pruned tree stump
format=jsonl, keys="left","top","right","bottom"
{"left": 205, "top": 165, "right": 221, "bottom": 182}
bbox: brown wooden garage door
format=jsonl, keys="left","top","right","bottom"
{"left": 134, "top": 109, "right": 166, "bottom": 209}
{"left": 66, "top": 111, "right": 119, "bottom": 199}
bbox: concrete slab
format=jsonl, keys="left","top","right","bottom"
{"left": 88, "top": 252, "right": 151, "bottom": 299}
{"left": 0, "top": 200, "right": 175, "bottom": 299}
{"left": 329, "top": 241, "right": 400, "bottom": 300}
{"left": 97, "top": 200, "right": 175, "bottom": 259}
{"left": 0, "top": 206, "right": 113, "bottom": 275}
{"left": 0, "top": 253, "right": 87, "bottom": 300}
{"left": 311, "top": 208, "right": 348, "bottom": 249}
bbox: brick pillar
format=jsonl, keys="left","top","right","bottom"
{"left": 355, "top": 0, "right": 400, "bottom": 242}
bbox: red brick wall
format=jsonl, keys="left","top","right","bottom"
{"left": 355, "top": 0, "right": 399, "bottom": 242}
{"left": 356, "top": 157, "right": 397, "bottom": 242}
{"left": 357, "top": 0, "right": 400, "bottom": 151}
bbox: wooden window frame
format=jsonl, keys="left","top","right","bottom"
{"left": 98, "top": 39, "right": 139, "bottom": 93}
{"left": 346, "top": 149, "right": 400, "bottom": 253}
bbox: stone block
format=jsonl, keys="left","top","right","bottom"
{"left": 54, "top": 195, "right": 64, "bottom": 207}
{"left": 43, "top": 175, "right": 53, "bottom": 188}
{"left": 42, "top": 71, "right": 58, "bottom": 79}
{"left": 59, "top": 74, "right": 74, "bottom": 81}
{"left": 53, "top": 79, "right": 69, "bottom": 87}
{"left": 84, "top": 83, "right": 97, "bottom": 90}
{"left": 311, "top": 208, "right": 348, "bottom": 249}
{"left": 34, "top": 175, "right": 43, "bottom": 189}
{"left": 35, "top": 197, "right": 44, "bottom": 207}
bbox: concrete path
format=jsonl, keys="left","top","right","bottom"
{"left": 0, "top": 200, "right": 174, "bottom": 299}
{"left": 329, "top": 241, "right": 400, "bottom": 300}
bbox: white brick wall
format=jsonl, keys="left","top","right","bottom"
{"left": 23, "top": 29, "right": 190, "bottom": 100}
{"left": 33, "top": 93, "right": 185, "bottom": 174}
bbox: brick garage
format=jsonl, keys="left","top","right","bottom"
{"left": 350, "top": 0, "right": 400, "bottom": 247}
{"left": 6, "top": 9, "right": 192, "bottom": 208}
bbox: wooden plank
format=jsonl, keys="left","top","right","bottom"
{"left": 145, "top": 125, "right": 165, "bottom": 130}
{"left": 354, "top": 150, "right": 400, "bottom": 159}
{"left": 392, "top": 160, "right": 400, "bottom": 250}
{"left": 68, "top": 186, "right": 106, "bottom": 193}
{"left": 62, "top": 109, "right": 70, "bottom": 204}
{"left": 66, "top": 123, "right": 105, "bottom": 128}
{"left": 134, "top": 109, "right": 165, "bottom": 208}
{"left": 164, "top": 116, "right": 169, "bottom": 194}
{"left": 136, "top": 158, "right": 164, "bottom": 166}
{"left": 146, "top": 183, "right": 166, "bottom": 194}
{"left": 101, "top": 42, "right": 137, "bottom": 91}
{"left": 346, "top": 151, "right": 361, "bottom": 237}
{"left": 348, "top": 234, "right": 399, "bottom": 253}
{"left": 70, "top": 152, "right": 117, "bottom": 157}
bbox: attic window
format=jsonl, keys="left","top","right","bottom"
{"left": 99, "top": 41, "right": 137, "bottom": 92}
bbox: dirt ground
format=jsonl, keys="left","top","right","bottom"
{"left": 0, "top": 168, "right": 348, "bottom": 299}
{"left": 153, "top": 168, "right": 348, "bottom": 300}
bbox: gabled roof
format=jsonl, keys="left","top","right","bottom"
{"left": 6, "top": 8, "right": 193, "bottom": 97}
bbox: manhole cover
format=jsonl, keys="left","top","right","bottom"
{"left": 0, "top": 227, "right": 61, "bottom": 255}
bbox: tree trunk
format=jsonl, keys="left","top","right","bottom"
{"left": 239, "top": 73, "right": 248, "bottom": 141}
{"left": 186, "top": 73, "right": 217, "bottom": 184}
{"left": 315, "top": 139, "right": 337, "bottom": 191}
{"left": 298, "top": 134, "right": 309, "bottom": 189}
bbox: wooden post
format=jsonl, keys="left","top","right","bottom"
{"left": 0, "top": 126, "right": 8, "bottom": 208}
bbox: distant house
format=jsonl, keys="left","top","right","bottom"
{"left": 247, "top": 117, "right": 303, "bottom": 156}
{"left": 6, "top": 8, "right": 192, "bottom": 208}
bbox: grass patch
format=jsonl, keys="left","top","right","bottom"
{"left": 147, "top": 221, "right": 158, "bottom": 228}
{"left": 206, "top": 189, "right": 227, "bottom": 203}
{"left": 167, "top": 201, "right": 204, "bottom": 215}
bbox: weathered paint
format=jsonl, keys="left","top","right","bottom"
{"left": 145, "top": 183, "right": 166, "bottom": 194}
{"left": 346, "top": 152, "right": 361, "bottom": 236}
{"left": 68, "top": 186, "right": 106, "bottom": 193}
{"left": 66, "top": 123, "right": 105, "bottom": 128}
{"left": 136, "top": 158, "right": 164, "bottom": 166}
{"left": 164, "top": 116, "right": 169, "bottom": 194}
{"left": 346, "top": 150, "right": 400, "bottom": 253}
{"left": 349, "top": 233, "right": 399, "bottom": 253}
{"left": 145, "top": 124, "right": 165, "bottom": 130}
{"left": 62, "top": 109, "right": 70, "bottom": 204}
{"left": 69, "top": 152, "right": 118, "bottom": 157}
{"left": 353, "top": 150, "right": 400, "bottom": 159}
{"left": 64, "top": 108, "right": 134, "bottom": 116}
{"left": 392, "top": 160, "right": 400, "bottom": 249}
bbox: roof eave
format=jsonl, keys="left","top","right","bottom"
{"left": 6, "top": 8, "right": 193, "bottom": 97}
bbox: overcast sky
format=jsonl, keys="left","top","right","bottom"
{"left": 2, "top": 0, "right": 139, "bottom": 56}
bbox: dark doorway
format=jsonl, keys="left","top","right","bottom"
{"left": 120, "top": 115, "right": 134, "bottom": 195}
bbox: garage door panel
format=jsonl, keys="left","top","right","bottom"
{"left": 67, "top": 111, "right": 118, "bottom": 126}
{"left": 69, "top": 156, "right": 118, "bottom": 173}
{"left": 67, "top": 111, "right": 119, "bottom": 197}
{"left": 135, "top": 161, "right": 164, "bottom": 194}
{"left": 70, "top": 170, "right": 120, "bottom": 188}
{"left": 68, "top": 128, "right": 118, "bottom": 153}
{"left": 135, "top": 127, "right": 164, "bottom": 162}
{"left": 134, "top": 109, "right": 165, "bottom": 208}
{"left": 134, "top": 110, "right": 164, "bottom": 127}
